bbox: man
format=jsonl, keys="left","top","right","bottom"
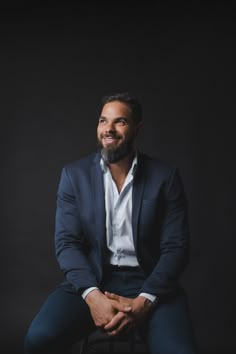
{"left": 25, "top": 92, "right": 196, "bottom": 353}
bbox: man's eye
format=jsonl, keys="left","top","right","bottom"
{"left": 99, "top": 119, "right": 106, "bottom": 124}
{"left": 117, "top": 119, "right": 126, "bottom": 125}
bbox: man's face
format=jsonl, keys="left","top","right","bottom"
{"left": 97, "top": 101, "right": 140, "bottom": 163}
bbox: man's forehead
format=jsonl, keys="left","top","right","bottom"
{"left": 101, "top": 101, "right": 132, "bottom": 118}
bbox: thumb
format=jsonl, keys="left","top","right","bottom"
{"left": 104, "top": 291, "right": 119, "bottom": 300}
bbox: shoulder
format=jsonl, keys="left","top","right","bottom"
{"left": 62, "top": 152, "right": 99, "bottom": 173}
{"left": 57, "top": 152, "right": 100, "bottom": 187}
{"left": 58, "top": 153, "right": 100, "bottom": 183}
{"left": 138, "top": 152, "right": 186, "bottom": 196}
{"left": 138, "top": 151, "right": 177, "bottom": 179}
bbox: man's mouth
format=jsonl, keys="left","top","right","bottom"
{"left": 102, "top": 135, "right": 121, "bottom": 145}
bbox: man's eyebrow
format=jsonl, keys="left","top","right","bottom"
{"left": 113, "top": 117, "right": 128, "bottom": 122}
{"left": 99, "top": 116, "right": 128, "bottom": 121}
{"left": 115, "top": 117, "right": 128, "bottom": 120}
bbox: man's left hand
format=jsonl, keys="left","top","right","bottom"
{"left": 104, "top": 292, "right": 154, "bottom": 336}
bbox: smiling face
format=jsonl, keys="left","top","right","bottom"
{"left": 97, "top": 100, "right": 140, "bottom": 163}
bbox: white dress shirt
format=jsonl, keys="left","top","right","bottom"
{"left": 82, "top": 154, "right": 157, "bottom": 304}
{"left": 103, "top": 155, "right": 138, "bottom": 267}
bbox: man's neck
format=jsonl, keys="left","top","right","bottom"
{"left": 108, "top": 151, "right": 135, "bottom": 176}
{"left": 108, "top": 151, "right": 135, "bottom": 192}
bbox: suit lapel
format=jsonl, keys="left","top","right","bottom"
{"left": 132, "top": 153, "right": 146, "bottom": 250}
{"left": 91, "top": 154, "right": 106, "bottom": 255}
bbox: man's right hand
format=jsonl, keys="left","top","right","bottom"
{"left": 85, "top": 289, "right": 131, "bottom": 329}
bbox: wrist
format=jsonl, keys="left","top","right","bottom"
{"left": 138, "top": 293, "right": 159, "bottom": 306}
{"left": 82, "top": 287, "right": 99, "bottom": 300}
{"left": 84, "top": 289, "right": 102, "bottom": 305}
{"left": 137, "top": 295, "right": 153, "bottom": 307}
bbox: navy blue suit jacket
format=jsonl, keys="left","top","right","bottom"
{"left": 55, "top": 151, "right": 190, "bottom": 299}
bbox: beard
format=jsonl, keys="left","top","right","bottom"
{"left": 97, "top": 135, "right": 134, "bottom": 164}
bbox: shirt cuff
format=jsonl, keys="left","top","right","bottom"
{"left": 81, "top": 287, "right": 99, "bottom": 300}
{"left": 139, "top": 292, "right": 158, "bottom": 304}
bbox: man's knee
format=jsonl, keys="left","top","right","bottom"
{"left": 24, "top": 326, "right": 58, "bottom": 354}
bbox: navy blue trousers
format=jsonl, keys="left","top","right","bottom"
{"left": 24, "top": 268, "right": 197, "bottom": 354}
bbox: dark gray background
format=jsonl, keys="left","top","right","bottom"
{"left": 1, "top": 1, "right": 235, "bottom": 353}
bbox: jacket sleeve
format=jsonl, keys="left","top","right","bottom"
{"left": 141, "top": 168, "right": 190, "bottom": 298}
{"left": 54, "top": 167, "right": 99, "bottom": 293}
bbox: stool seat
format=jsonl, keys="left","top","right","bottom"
{"left": 79, "top": 329, "right": 148, "bottom": 354}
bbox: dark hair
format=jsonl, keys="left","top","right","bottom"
{"left": 101, "top": 92, "right": 143, "bottom": 124}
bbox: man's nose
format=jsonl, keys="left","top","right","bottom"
{"left": 105, "top": 121, "right": 115, "bottom": 132}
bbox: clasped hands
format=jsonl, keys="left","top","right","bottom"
{"left": 85, "top": 289, "right": 153, "bottom": 336}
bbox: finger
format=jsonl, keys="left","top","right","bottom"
{"left": 105, "top": 292, "right": 132, "bottom": 308}
{"left": 104, "top": 292, "right": 120, "bottom": 300}
{"left": 104, "top": 312, "right": 125, "bottom": 331}
{"left": 110, "top": 300, "right": 131, "bottom": 312}
{"left": 107, "top": 318, "right": 132, "bottom": 337}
